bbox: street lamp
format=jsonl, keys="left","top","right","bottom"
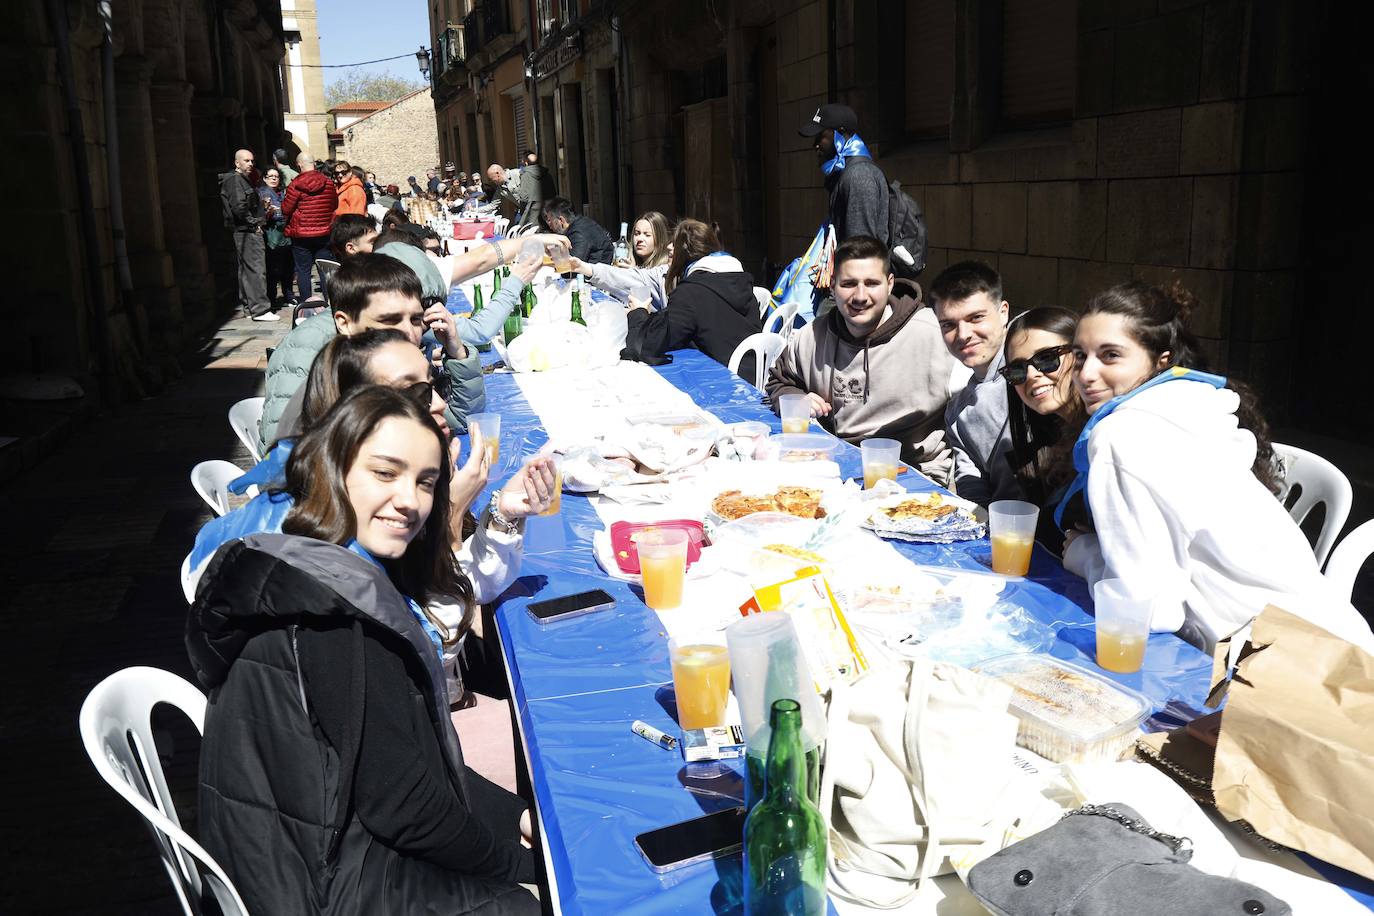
{"left": 416, "top": 46, "right": 431, "bottom": 80}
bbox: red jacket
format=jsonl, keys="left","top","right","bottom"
{"left": 282, "top": 169, "right": 338, "bottom": 239}
{"left": 334, "top": 175, "right": 367, "bottom": 217}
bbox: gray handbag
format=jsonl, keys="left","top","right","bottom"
{"left": 968, "top": 803, "right": 1290, "bottom": 916}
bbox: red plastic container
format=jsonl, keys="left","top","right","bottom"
{"left": 452, "top": 219, "right": 496, "bottom": 240}
{"left": 609, "top": 520, "right": 706, "bottom": 574}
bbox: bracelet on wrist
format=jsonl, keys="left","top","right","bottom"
{"left": 486, "top": 237, "right": 507, "bottom": 266}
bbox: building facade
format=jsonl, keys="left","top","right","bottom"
{"left": 281, "top": 0, "right": 328, "bottom": 158}
{"left": 326, "top": 99, "right": 390, "bottom": 160}
{"left": 337, "top": 89, "right": 441, "bottom": 186}
{"left": 4, "top": 0, "right": 286, "bottom": 410}
{"left": 523, "top": 0, "right": 1364, "bottom": 443}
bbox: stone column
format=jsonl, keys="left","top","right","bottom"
{"left": 191, "top": 93, "right": 241, "bottom": 312}
{"left": 115, "top": 53, "right": 183, "bottom": 349}
{"left": 149, "top": 79, "right": 214, "bottom": 327}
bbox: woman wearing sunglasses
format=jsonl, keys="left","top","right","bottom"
{"left": 1058, "top": 282, "right": 1373, "bottom": 653}
{"left": 998, "top": 307, "right": 1085, "bottom": 553}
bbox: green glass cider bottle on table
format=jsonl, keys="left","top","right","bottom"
{"left": 470, "top": 284, "right": 491, "bottom": 352}
{"left": 743, "top": 698, "right": 826, "bottom": 916}
{"left": 569, "top": 284, "right": 586, "bottom": 326}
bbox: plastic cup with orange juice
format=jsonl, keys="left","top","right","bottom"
{"left": 778, "top": 393, "right": 811, "bottom": 434}
{"left": 860, "top": 437, "right": 902, "bottom": 489}
{"left": 538, "top": 459, "right": 562, "bottom": 517}
{"left": 669, "top": 639, "right": 731, "bottom": 729}
{"left": 1092, "top": 578, "right": 1151, "bottom": 673}
{"left": 988, "top": 499, "right": 1038, "bottom": 576}
{"left": 636, "top": 528, "right": 689, "bottom": 610}
{"left": 468, "top": 412, "right": 500, "bottom": 467}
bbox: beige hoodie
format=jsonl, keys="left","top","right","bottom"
{"left": 766, "top": 280, "right": 965, "bottom": 485}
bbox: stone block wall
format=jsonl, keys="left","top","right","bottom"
{"left": 342, "top": 90, "right": 440, "bottom": 188}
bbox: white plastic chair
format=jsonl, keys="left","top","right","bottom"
{"left": 754, "top": 286, "right": 773, "bottom": 319}
{"left": 765, "top": 299, "right": 802, "bottom": 340}
{"left": 1273, "top": 442, "right": 1352, "bottom": 566}
{"left": 190, "top": 460, "right": 246, "bottom": 517}
{"left": 79, "top": 667, "right": 250, "bottom": 916}
{"left": 1325, "top": 518, "right": 1374, "bottom": 602}
{"left": 315, "top": 257, "right": 341, "bottom": 303}
{"left": 728, "top": 332, "right": 788, "bottom": 390}
{"left": 227, "top": 398, "right": 265, "bottom": 462}
{"left": 493, "top": 216, "right": 511, "bottom": 237}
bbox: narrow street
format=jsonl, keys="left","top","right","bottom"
{"left": 0, "top": 313, "right": 290, "bottom": 914}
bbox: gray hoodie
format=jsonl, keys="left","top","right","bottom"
{"left": 943, "top": 348, "right": 1023, "bottom": 504}
{"left": 766, "top": 280, "right": 959, "bottom": 484}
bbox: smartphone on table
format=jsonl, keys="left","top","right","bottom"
{"left": 634, "top": 806, "right": 747, "bottom": 873}
{"left": 526, "top": 588, "right": 615, "bottom": 624}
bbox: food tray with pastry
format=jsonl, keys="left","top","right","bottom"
{"left": 860, "top": 489, "right": 985, "bottom": 543}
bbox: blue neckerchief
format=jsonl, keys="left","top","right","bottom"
{"left": 1053, "top": 367, "right": 1228, "bottom": 528}
{"left": 344, "top": 541, "right": 445, "bottom": 662}
{"left": 821, "top": 132, "right": 874, "bottom": 176}
{"left": 228, "top": 439, "right": 294, "bottom": 495}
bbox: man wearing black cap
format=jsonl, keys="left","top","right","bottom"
{"left": 799, "top": 103, "right": 889, "bottom": 246}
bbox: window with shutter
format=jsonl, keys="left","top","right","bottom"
{"left": 904, "top": 0, "right": 956, "bottom": 138}
{"left": 513, "top": 95, "right": 530, "bottom": 155}
{"left": 1001, "top": 0, "right": 1076, "bottom": 128}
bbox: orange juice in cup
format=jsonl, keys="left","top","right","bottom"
{"left": 990, "top": 533, "right": 1034, "bottom": 576}
{"left": 538, "top": 461, "right": 563, "bottom": 517}
{"left": 670, "top": 641, "right": 731, "bottom": 729}
{"left": 468, "top": 412, "right": 501, "bottom": 467}
{"left": 860, "top": 438, "right": 902, "bottom": 489}
{"left": 988, "top": 500, "right": 1038, "bottom": 577}
{"left": 778, "top": 393, "right": 811, "bottom": 434}
{"left": 636, "top": 528, "right": 688, "bottom": 610}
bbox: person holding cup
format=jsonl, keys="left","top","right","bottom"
{"left": 1059, "top": 281, "right": 1374, "bottom": 654}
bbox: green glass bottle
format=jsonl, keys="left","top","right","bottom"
{"left": 522, "top": 283, "right": 534, "bottom": 319}
{"left": 470, "top": 284, "right": 491, "bottom": 352}
{"left": 743, "top": 699, "right": 826, "bottom": 916}
{"left": 492, "top": 267, "right": 503, "bottom": 294}
{"left": 502, "top": 308, "right": 522, "bottom": 346}
{"left": 570, "top": 286, "right": 586, "bottom": 326}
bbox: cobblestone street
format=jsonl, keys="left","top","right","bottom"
{"left": 0, "top": 313, "right": 289, "bottom": 914}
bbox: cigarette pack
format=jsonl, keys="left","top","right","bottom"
{"left": 682, "top": 725, "right": 746, "bottom": 762}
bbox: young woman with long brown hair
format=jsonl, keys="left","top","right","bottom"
{"left": 1060, "top": 281, "right": 1372, "bottom": 652}
{"left": 188, "top": 385, "right": 539, "bottom": 915}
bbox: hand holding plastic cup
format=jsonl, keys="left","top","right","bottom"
{"left": 467, "top": 412, "right": 501, "bottom": 468}
{"left": 860, "top": 437, "right": 902, "bottom": 489}
{"left": 635, "top": 528, "right": 689, "bottom": 610}
{"left": 778, "top": 393, "right": 811, "bottom": 434}
{"left": 1093, "top": 578, "right": 1152, "bottom": 673}
{"left": 988, "top": 499, "right": 1038, "bottom": 576}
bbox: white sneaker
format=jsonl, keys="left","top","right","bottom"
{"left": 251, "top": 311, "right": 281, "bottom": 322}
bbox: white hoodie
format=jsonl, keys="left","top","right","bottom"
{"left": 1063, "top": 380, "right": 1374, "bottom": 654}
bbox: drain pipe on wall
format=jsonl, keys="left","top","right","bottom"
{"left": 45, "top": 0, "right": 113, "bottom": 388}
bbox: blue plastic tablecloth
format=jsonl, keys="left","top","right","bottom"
{"left": 470, "top": 347, "right": 1371, "bottom": 914}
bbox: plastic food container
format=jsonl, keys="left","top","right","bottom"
{"left": 767, "top": 433, "right": 839, "bottom": 463}
{"left": 973, "top": 654, "right": 1151, "bottom": 763}
{"left": 609, "top": 520, "right": 706, "bottom": 574}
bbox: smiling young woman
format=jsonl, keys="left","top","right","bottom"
{"left": 1060, "top": 282, "right": 1373, "bottom": 654}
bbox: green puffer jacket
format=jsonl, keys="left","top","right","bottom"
{"left": 258, "top": 311, "right": 337, "bottom": 447}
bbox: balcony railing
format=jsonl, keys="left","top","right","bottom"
{"left": 434, "top": 25, "right": 466, "bottom": 82}
{"left": 462, "top": 1, "right": 513, "bottom": 59}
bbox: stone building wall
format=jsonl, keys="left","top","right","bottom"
{"left": 341, "top": 89, "right": 440, "bottom": 187}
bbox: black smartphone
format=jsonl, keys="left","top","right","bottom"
{"left": 526, "top": 588, "right": 615, "bottom": 624}
{"left": 633, "top": 806, "right": 747, "bottom": 873}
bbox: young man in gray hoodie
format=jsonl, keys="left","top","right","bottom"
{"left": 766, "top": 236, "right": 965, "bottom": 485}
{"left": 930, "top": 261, "right": 1024, "bottom": 505}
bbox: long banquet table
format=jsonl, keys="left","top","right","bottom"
{"left": 458, "top": 343, "right": 1374, "bottom": 915}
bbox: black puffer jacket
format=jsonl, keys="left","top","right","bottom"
{"left": 623, "top": 257, "right": 763, "bottom": 379}
{"left": 187, "top": 533, "right": 537, "bottom": 916}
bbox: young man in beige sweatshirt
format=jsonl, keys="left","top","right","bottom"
{"left": 766, "top": 235, "right": 968, "bottom": 485}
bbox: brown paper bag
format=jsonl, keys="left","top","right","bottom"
{"left": 1208, "top": 605, "right": 1374, "bottom": 880}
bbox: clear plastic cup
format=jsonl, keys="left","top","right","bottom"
{"left": 988, "top": 499, "right": 1038, "bottom": 576}
{"left": 517, "top": 238, "right": 544, "bottom": 266}
{"left": 669, "top": 638, "right": 731, "bottom": 730}
{"left": 777, "top": 393, "right": 811, "bottom": 434}
{"left": 546, "top": 241, "right": 572, "bottom": 273}
{"left": 537, "top": 458, "right": 562, "bottom": 517}
{"left": 467, "top": 412, "right": 500, "bottom": 468}
{"left": 1093, "top": 578, "right": 1152, "bottom": 674}
{"left": 860, "top": 437, "right": 902, "bottom": 489}
{"left": 636, "top": 528, "right": 688, "bottom": 610}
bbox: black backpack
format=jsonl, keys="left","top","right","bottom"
{"left": 886, "top": 180, "right": 928, "bottom": 280}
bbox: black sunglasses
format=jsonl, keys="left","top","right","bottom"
{"left": 400, "top": 380, "right": 435, "bottom": 408}
{"left": 998, "top": 344, "right": 1072, "bottom": 386}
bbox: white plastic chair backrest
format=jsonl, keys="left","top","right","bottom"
{"left": 180, "top": 554, "right": 196, "bottom": 604}
{"left": 79, "top": 667, "right": 250, "bottom": 916}
{"left": 315, "top": 258, "right": 341, "bottom": 304}
{"left": 190, "top": 460, "right": 243, "bottom": 518}
{"left": 1273, "top": 442, "right": 1352, "bottom": 565}
{"left": 494, "top": 216, "right": 510, "bottom": 236}
{"left": 728, "top": 332, "right": 788, "bottom": 390}
{"left": 765, "top": 299, "right": 802, "bottom": 339}
{"left": 227, "top": 398, "right": 265, "bottom": 462}
{"left": 754, "top": 286, "right": 773, "bottom": 319}
{"left": 1324, "top": 518, "right": 1374, "bottom": 603}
